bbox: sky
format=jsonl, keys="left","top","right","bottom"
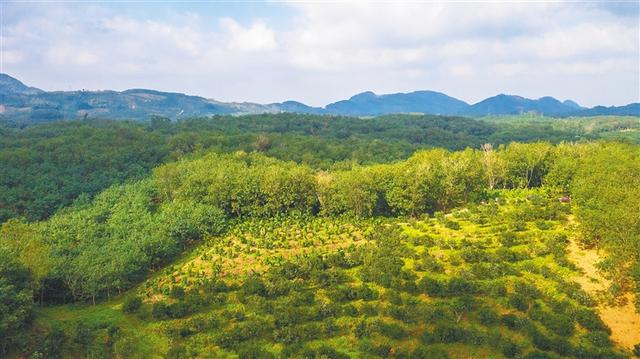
{"left": 1, "top": 1, "right": 639, "bottom": 107}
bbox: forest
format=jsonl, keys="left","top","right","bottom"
{"left": 0, "top": 114, "right": 639, "bottom": 358}
{"left": 1, "top": 113, "right": 637, "bottom": 222}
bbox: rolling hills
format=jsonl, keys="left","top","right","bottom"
{"left": 1, "top": 73, "right": 638, "bottom": 124}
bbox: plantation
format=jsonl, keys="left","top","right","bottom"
{"left": 22, "top": 191, "right": 629, "bottom": 358}
{"left": 3, "top": 0, "right": 640, "bottom": 355}
{"left": 0, "top": 116, "right": 638, "bottom": 358}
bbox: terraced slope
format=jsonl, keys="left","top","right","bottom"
{"left": 30, "top": 190, "right": 632, "bottom": 358}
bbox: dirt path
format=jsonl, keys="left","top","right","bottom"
{"left": 566, "top": 219, "right": 640, "bottom": 350}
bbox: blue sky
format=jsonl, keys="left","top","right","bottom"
{"left": 1, "top": 1, "right": 639, "bottom": 107}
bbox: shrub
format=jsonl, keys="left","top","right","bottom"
{"left": 508, "top": 293, "right": 530, "bottom": 311}
{"left": 169, "top": 286, "right": 185, "bottom": 299}
{"left": 431, "top": 323, "right": 468, "bottom": 343}
{"left": 530, "top": 329, "right": 553, "bottom": 352}
{"left": 500, "top": 338, "right": 520, "bottom": 358}
{"left": 166, "top": 345, "right": 187, "bottom": 359}
{"left": 446, "top": 277, "right": 476, "bottom": 295}
{"left": 354, "top": 320, "right": 367, "bottom": 338}
{"left": 478, "top": 306, "right": 499, "bottom": 325}
{"left": 461, "top": 249, "right": 487, "bottom": 263}
{"left": 550, "top": 336, "right": 572, "bottom": 356}
{"left": 151, "top": 301, "right": 169, "bottom": 320}
{"left": 522, "top": 350, "right": 561, "bottom": 359}
{"left": 444, "top": 219, "right": 461, "bottom": 230}
{"left": 167, "top": 302, "right": 191, "bottom": 318}
{"left": 38, "top": 327, "right": 66, "bottom": 359}
{"left": 241, "top": 276, "right": 267, "bottom": 297}
{"left": 343, "top": 304, "right": 358, "bottom": 317}
{"left": 357, "top": 284, "right": 379, "bottom": 301}
{"left": 418, "top": 276, "right": 445, "bottom": 296}
{"left": 417, "top": 254, "right": 444, "bottom": 273}
{"left": 376, "top": 321, "right": 407, "bottom": 340}
{"left": 511, "top": 219, "right": 527, "bottom": 231}
{"left": 490, "top": 282, "right": 508, "bottom": 297}
{"left": 122, "top": 297, "right": 142, "bottom": 314}
{"left": 575, "top": 308, "right": 610, "bottom": 333}
{"left": 72, "top": 322, "right": 93, "bottom": 349}
{"left": 359, "top": 303, "right": 378, "bottom": 317}
{"left": 237, "top": 344, "right": 275, "bottom": 359}
{"left": 410, "top": 346, "right": 449, "bottom": 359}
{"left": 499, "top": 231, "right": 519, "bottom": 247}
{"left": 584, "top": 331, "right": 612, "bottom": 348}
{"left": 515, "top": 281, "right": 542, "bottom": 298}
{"left": 540, "top": 313, "right": 575, "bottom": 337}
{"left": 501, "top": 314, "right": 530, "bottom": 331}
{"left": 316, "top": 345, "right": 350, "bottom": 359}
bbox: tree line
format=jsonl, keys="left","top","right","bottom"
{"left": 1, "top": 113, "right": 606, "bottom": 223}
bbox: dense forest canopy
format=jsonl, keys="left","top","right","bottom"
{"left": 1, "top": 114, "right": 637, "bottom": 223}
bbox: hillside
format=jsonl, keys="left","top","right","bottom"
{"left": 463, "top": 95, "right": 579, "bottom": 116}
{"left": 1, "top": 73, "right": 638, "bottom": 124}
{"left": 324, "top": 91, "right": 469, "bottom": 116}
{"left": 27, "top": 192, "right": 629, "bottom": 358}
{"left": 2, "top": 141, "right": 639, "bottom": 358}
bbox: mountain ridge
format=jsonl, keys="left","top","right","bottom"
{"left": 0, "top": 73, "right": 637, "bottom": 124}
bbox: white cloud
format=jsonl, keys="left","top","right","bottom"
{"left": 220, "top": 18, "right": 278, "bottom": 52}
{"left": 1, "top": 2, "right": 638, "bottom": 107}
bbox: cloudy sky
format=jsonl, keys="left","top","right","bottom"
{"left": 1, "top": 1, "right": 639, "bottom": 107}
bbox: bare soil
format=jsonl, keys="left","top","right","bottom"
{"left": 567, "top": 229, "right": 640, "bottom": 350}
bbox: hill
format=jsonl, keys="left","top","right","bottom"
{"left": 1, "top": 73, "right": 638, "bottom": 124}
{"left": 570, "top": 103, "right": 640, "bottom": 117}
{"left": 0, "top": 73, "right": 44, "bottom": 95}
{"left": 462, "top": 95, "right": 580, "bottom": 116}
{"left": 2, "top": 142, "right": 638, "bottom": 358}
{"left": 324, "top": 90, "right": 469, "bottom": 116}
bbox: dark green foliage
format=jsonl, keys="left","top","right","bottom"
{"left": 522, "top": 350, "right": 561, "bottom": 359}
{"left": 0, "top": 120, "right": 167, "bottom": 222}
{"left": 501, "top": 313, "right": 530, "bottom": 331}
{"left": 477, "top": 306, "right": 500, "bottom": 325}
{"left": 170, "top": 286, "right": 185, "bottom": 299}
{"left": 425, "top": 323, "right": 478, "bottom": 344}
{"left": 0, "top": 248, "right": 34, "bottom": 355}
{"left": 418, "top": 276, "right": 477, "bottom": 297}
{"left": 35, "top": 327, "right": 66, "bottom": 359}
{"left": 446, "top": 277, "right": 477, "bottom": 296}
{"left": 410, "top": 346, "right": 450, "bottom": 359}
{"left": 122, "top": 297, "right": 142, "bottom": 314}
{"left": 237, "top": 344, "right": 275, "bottom": 359}
{"left": 151, "top": 301, "right": 170, "bottom": 320}
{"left": 509, "top": 293, "right": 530, "bottom": 312}
{"left": 583, "top": 331, "right": 612, "bottom": 348}
{"left": 500, "top": 337, "right": 520, "bottom": 358}
{"left": 240, "top": 276, "right": 267, "bottom": 297}
{"left": 419, "top": 276, "right": 445, "bottom": 296}
{"left": 375, "top": 320, "right": 407, "bottom": 340}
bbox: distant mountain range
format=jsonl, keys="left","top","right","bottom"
{"left": 1, "top": 73, "right": 638, "bottom": 124}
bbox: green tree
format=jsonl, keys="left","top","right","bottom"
{"left": 0, "top": 248, "right": 34, "bottom": 355}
